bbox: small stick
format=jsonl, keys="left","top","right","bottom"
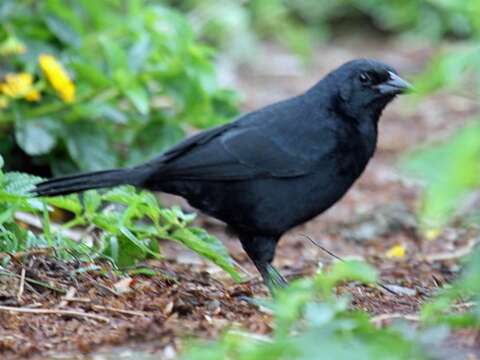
{"left": 302, "top": 234, "right": 343, "bottom": 262}
{"left": 58, "top": 287, "right": 77, "bottom": 308}
{"left": 61, "top": 297, "right": 91, "bottom": 304}
{"left": 0, "top": 270, "right": 66, "bottom": 294}
{"left": 91, "top": 304, "right": 149, "bottom": 317}
{"left": 371, "top": 312, "right": 420, "bottom": 326}
{"left": 301, "top": 234, "right": 398, "bottom": 296}
{"left": 0, "top": 305, "right": 110, "bottom": 323}
{"left": 17, "top": 268, "right": 25, "bottom": 302}
{"left": 0, "top": 248, "right": 52, "bottom": 262}
{"left": 94, "top": 282, "right": 119, "bottom": 297}
{"left": 425, "top": 238, "right": 478, "bottom": 262}
{"left": 452, "top": 301, "right": 476, "bottom": 309}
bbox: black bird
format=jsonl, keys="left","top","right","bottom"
{"left": 34, "top": 59, "right": 411, "bottom": 293}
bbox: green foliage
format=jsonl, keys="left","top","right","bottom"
{"left": 168, "top": 0, "right": 313, "bottom": 61}
{"left": 413, "top": 45, "right": 480, "bottom": 97}
{"left": 182, "top": 261, "right": 435, "bottom": 360}
{"left": 0, "top": 154, "right": 241, "bottom": 280}
{"left": 170, "top": 0, "right": 480, "bottom": 64}
{"left": 0, "top": 0, "right": 239, "bottom": 175}
{"left": 422, "top": 248, "right": 480, "bottom": 328}
{"left": 401, "top": 15, "right": 480, "bottom": 233}
{"left": 344, "top": 0, "right": 480, "bottom": 38}
{"left": 402, "top": 122, "right": 480, "bottom": 228}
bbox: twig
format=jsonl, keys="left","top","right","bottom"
{"left": 452, "top": 301, "right": 476, "bottom": 310}
{"left": 58, "top": 287, "right": 77, "bottom": 308}
{"left": 0, "top": 248, "right": 52, "bottom": 262}
{"left": 93, "top": 282, "right": 119, "bottom": 297}
{"left": 301, "top": 234, "right": 398, "bottom": 296}
{"left": 302, "top": 234, "right": 343, "bottom": 262}
{"left": 371, "top": 312, "right": 420, "bottom": 326}
{"left": 0, "top": 270, "right": 67, "bottom": 294}
{"left": 228, "top": 329, "right": 273, "bottom": 343}
{"left": 0, "top": 305, "right": 110, "bottom": 323}
{"left": 91, "top": 304, "right": 149, "bottom": 317}
{"left": 16, "top": 268, "right": 25, "bottom": 302}
{"left": 425, "top": 238, "right": 479, "bottom": 262}
{"left": 60, "top": 297, "right": 91, "bottom": 303}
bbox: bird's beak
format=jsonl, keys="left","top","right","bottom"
{"left": 376, "top": 71, "right": 412, "bottom": 95}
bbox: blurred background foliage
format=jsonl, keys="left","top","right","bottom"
{"left": 0, "top": 0, "right": 239, "bottom": 177}
{"left": 168, "top": 0, "right": 480, "bottom": 60}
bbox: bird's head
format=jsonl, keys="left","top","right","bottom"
{"left": 320, "top": 59, "right": 412, "bottom": 120}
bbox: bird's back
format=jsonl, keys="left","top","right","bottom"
{"left": 149, "top": 91, "right": 377, "bottom": 235}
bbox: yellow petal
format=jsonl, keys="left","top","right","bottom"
{"left": 1, "top": 73, "right": 34, "bottom": 98}
{"left": 385, "top": 244, "right": 405, "bottom": 259}
{"left": 25, "top": 88, "right": 41, "bottom": 102}
{"left": 39, "top": 54, "right": 75, "bottom": 104}
{"left": 424, "top": 228, "right": 441, "bottom": 241}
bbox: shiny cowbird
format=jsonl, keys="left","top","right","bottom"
{"left": 33, "top": 59, "right": 411, "bottom": 293}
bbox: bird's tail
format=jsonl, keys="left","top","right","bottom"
{"left": 33, "top": 168, "right": 140, "bottom": 197}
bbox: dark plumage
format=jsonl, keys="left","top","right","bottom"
{"left": 34, "top": 59, "right": 411, "bottom": 293}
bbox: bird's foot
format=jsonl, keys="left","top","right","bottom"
{"left": 255, "top": 262, "right": 288, "bottom": 297}
{"left": 237, "top": 295, "right": 270, "bottom": 309}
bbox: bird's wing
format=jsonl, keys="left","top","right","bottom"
{"left": 160, "top": 122, "right": 236, "bottom": 162}
{"left": 151, "top": 123, "right": 332, "bottom": 181}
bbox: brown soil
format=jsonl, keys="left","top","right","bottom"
{"left": 1, "top": 35, "right": 479, "bottom": 359}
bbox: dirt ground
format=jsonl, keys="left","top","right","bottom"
{"left": 1, "top": 34, "right": 479, "bottom": 359}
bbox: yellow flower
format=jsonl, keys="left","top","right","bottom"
{"left": 1, "top": 73, "right": 35, "bottom": 98}
{"left": 39, "top": 54, "right": 75, "bottom": 103}
{"left": 385, "top": 244, "right": 405, "bottom": 259}
{"left": 25, "top": 88, "right": 41, "bottom": 102}
{"left": 424, "top": 228, "right": 441, "bottom": 241}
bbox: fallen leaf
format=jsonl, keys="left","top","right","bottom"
{"left": 385, "top": 244, "right": 406, "bottom": 259}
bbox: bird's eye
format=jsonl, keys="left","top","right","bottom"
{"left": 359, "top": 72, "right": 370, "bottom": 83}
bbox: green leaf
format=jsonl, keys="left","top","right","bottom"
{"left": 403, "top": 122, "right": 480, "bottom": 227}
{"left": 315, "top": 260, "right": 378, "bottom": 295}
{"left": 170, "top": 227, "right": 241, "bottom": 281}
{"left": 83, "top": 190, "right": 101, "bottom": 216}
{"left": 126, "top": 120, "right": 184, "bottom": 166}
{"left": 71, "top": 62, "right": 111, "bottom": 87}
{"left": 128, "top": 35, "right": 151, "bottom": 73}
{"left": 101, "top": 38, "right": 127, "bottom": 72}
{"left": 128, "top": 267, "right": 157, "bottom": 277}
{"left": 65, "top": 122, "right": 118, "bottom": 171}
{"left": 125, "top": 85, "right": 150, "bottom": 115}
{"left": 44, "top": 15, "right": 81, "bottom": 48}
{"left": 119, "top": 226, "right": 161, "bottom": 259}
{"left": 15, "top": 118, "right": 58, "bottom": 156}
{"left": 44, "top": 195, "right": 82, "bottom": 215}
{"left": 2, "top": 172, "right": 42, "bottom": 195}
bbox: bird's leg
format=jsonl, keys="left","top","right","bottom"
{"left": 239, "top": 233, "right": 287, "bottom": 296}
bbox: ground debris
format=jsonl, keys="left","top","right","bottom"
{"left": 0, "top": 255, "right": 267, "bottom": 359}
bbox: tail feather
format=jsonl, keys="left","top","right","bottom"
{"left": 33, "top": 168, "right": 137, "bottom": 197}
